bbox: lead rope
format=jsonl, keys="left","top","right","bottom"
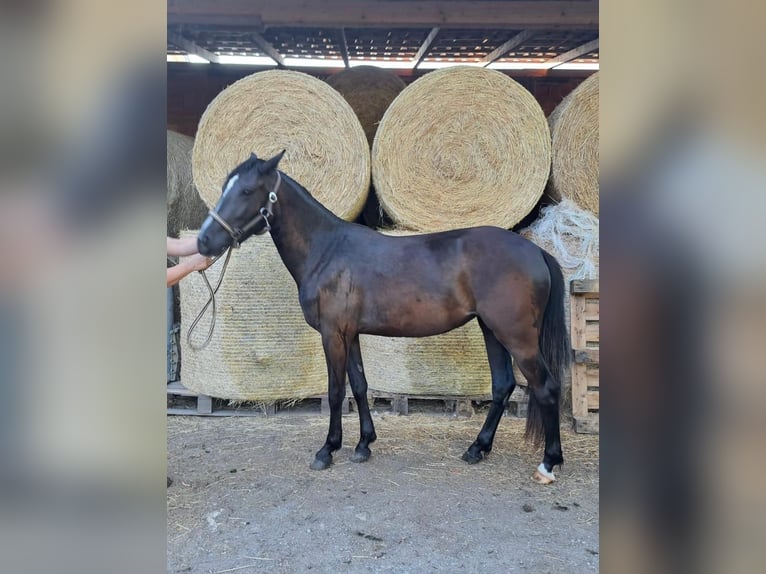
{"left": 186, "top": 246, "right": 234, "bottom": 350}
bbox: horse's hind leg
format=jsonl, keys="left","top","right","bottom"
{"left": 346, "top": 336, "right": 377, "bottom": 463}
{"left": 310, "top": 330, "right": 348, "bottom": 471}
{"left": 462, "top": 319, "right": 516, "bottom": 464}
{"left": 513, "top": 351, "right": 563, "bottom": 483}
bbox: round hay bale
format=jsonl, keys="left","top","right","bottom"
{"left": 179, "top": 231, "right": 326, "bottom": 402}
{"left": 519, "top": 199, "right": 599, "bottom": 412}
{"left": 359, "top": 230, "right": 490, "bottom": 397}
{"left": 167, "top": 130, "right": 209, "bottom": 237}
{"left": 325, "top": 66, "right": 406, "bottom": 147}
{"left": 360, "top": 322, "right": 490, "bottom": 396}
{"left": 372, "top": 66, "right": 551, "bottom": 232}
{"left": 192, "top": 70, "right": 369, "bottom": 221}
{"left": 547, "top": 73, "right": 599, "bottom": 216}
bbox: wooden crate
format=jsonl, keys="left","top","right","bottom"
{"left": 570, "top": 280, "right": 599, "bottom": 433}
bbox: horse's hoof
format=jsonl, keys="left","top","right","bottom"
{"left": 310, "top": 458, "right": 332, "bottom": 471}
{"left": 350, "top": 450, "right": 371, "bottom": 463}
{"left": 531, "top": 463, "right": 556, "bottom": 484}
{"left": 461, "top": 450, "right": 483, "bottom": 465}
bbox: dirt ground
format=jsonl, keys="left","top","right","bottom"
{"left": 167, "top": 408, "right": 599, "bottom": 573}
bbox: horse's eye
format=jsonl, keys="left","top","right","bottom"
{"left": 242, "top": 188, "right": 252, "bottom": 196}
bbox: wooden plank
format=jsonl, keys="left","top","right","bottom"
{"left": 250, "top": 31, "right": 285, "bottom": 66}
{"left": 585, "top": 297, "right": 599, "bottom": 319}
{"left": 587, "top": 390, "right": 599, "bottom": 410}
{"left": 570, "top": 293, "right": 587, "bottom": 348}
{"left": 480, "top": 29, "right": 534, "bottom": 66}
{"left": 391, "top": 395, "right": 408, "bottom": 415}
{"left": 571, "top": 364, "right": 588, "bottom": 419}
{"left": 570, "top": 279, "right": 599, "bottom": 294}
{"left": 412, "top": 27, "right": 440, "bottom": 69}
{"left": 167, "top": 31, "right": 221, "bottom": 63}
{"left": 585, "top": 322, "right": 600, "bottom": 343}
{"left": 573, "top": 348, "right": 599, "bottom": 364}
{"left": 339, "top": 28, "right": 350, "bottom": 68}
{"left": 197, "top": 394, "right": 213, "bottom": 414}
{"left": 546, "top": 37, "right": 599, "bottom": 67}
{"left": 586, "top": 366, "right": 600, "bottom": 389}
{"left": 167, "top": 1, "right": 599, "bottom": 29}
{"left": 574, "top": 415, "right": 599, "bottom": 434}
{"left": 167, "top": 381, "right": 198, "bottom": 397}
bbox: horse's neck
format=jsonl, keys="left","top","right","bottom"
{"left": 269, "top": 174, "right": 343, "bottom": 286}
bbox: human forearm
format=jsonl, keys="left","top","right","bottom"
{"left": 167, "top": 236, "right": 199, "bottom": 257}
{"left": 166, "top": 253, "right": 213, "bottom": 287}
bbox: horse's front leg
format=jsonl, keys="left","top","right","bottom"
{"left": 310, "top": 330, "right": 348, "bottom": 470}
{"left": 347, "top": 335, "right": 376, "bottom": 463}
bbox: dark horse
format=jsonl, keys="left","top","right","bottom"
{"left": 197, "top": 151, "right": 570, "bottom": 484}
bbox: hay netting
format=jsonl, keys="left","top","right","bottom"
{"left": 547, "top": 73, "right": 599, "bottom": 215}
{"left": 325, "top": 65, "right": 406, "bottom": 147}
{"left": 359, "top": 229, "right": 491, "bottom": 396}
{"left": 192, "top": 69, "right": 370, "bottom": 220}
{"left": 178, "top": 231, "right": 326, "bottom": 402}
{"left": 167, "top": 130, "right": 208, "bottom": 237}
{"left": 518, "top": 200, "right": 599, "bottom": 411}
{"left": 372, "top": 66, "right": 550, "bottom": 232}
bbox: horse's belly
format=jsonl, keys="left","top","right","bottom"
{"left": 360, "top": 298, "right": 472, "bottom": 337}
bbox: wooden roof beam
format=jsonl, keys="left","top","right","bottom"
{"left": 545, "top": 37, "right": 599, "bottom": 68}
{"left": 412, "top": 27, "right": 440, "bottom": 69}
{"left": 340, "top": 28, "right": 350, "bottom": 68}
{"left": 167, "top": 1, "right": 599, "bottom": 30}
{"left": 167, "top": 31, "right": 220, "bottom": 63}
{"left": 250, "top": 30, "right": 285, "bottom": 67}
{"left": 480, "top": 29, "right": 534, "bottom": 66}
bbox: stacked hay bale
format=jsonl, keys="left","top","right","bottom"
{"left": 179, "top": 233, "right": 326, "bottom": 402}
{"left": 181, "top": 69, "right": 370, "bottom": 402}
{"left": 325, "top": 66, "right": 406, "bottom": 147}
{"left": 167, "top": 130, "right": 209, "bottom": 365}
{"left": 167, "top": 130, "right": 208, "bottom": 237}
{"left": 547, "top": 73, "right": 599, "bottom": 215}
{"left": 192, "top": 69, "right": 369, "bottom": 218}
{"left": 326, "top": 66, "right": 406, "bottom": 228}
{"left": 372, "top": 66, "right": 551, "bottom": 232}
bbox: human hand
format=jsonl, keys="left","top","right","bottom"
{"left": 187, "top": 253, "right": 214, "bottom": 272}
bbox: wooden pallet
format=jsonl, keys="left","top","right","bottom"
{"left": 368, "top": 388, "right": 528, "bottom": 418}
{"left": 167, "top": 383, "right": 528, "bottom": 420}
{"left": 570, "top": 279, "right": 600, "bottom": 433}
{"left": 167, "top": 381, "right": 351, "bottom": 416}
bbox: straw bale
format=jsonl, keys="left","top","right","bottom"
{"left": 192, "top": 70, "right": 369, "bottom": 220}
{"left": 325, "top": 65, "right": 406, "bottom": 147}
{"left": 372, "top": 66, "right": 550, "bottom": 232}
{"left": 547, "top": 73, "right": 599, "bottom": 215}
{"left": 179, "top": 231, "right": 326, "bottom": 402}
{"left": 359, "top": 229, "right": 491, "bottom": 396}
{"left": 360, "top": 321, "right": 491, "bottom": 397}
{"left": 167, "top": 130, "right": 208, "bottom": 237}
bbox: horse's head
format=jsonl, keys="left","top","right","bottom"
{"left": 197, "top": 150, "right": 285, "bottom": 256}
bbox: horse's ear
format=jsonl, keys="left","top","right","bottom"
{"left": 258, "top": 149, "right": 286, "bottom": 173}
{"left": 250, "top": 152, "right": 257, "bottom": 160}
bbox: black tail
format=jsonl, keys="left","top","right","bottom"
{"left": 525, "top": 249, "right": 571, "bottom": 445}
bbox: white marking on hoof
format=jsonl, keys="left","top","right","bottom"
{"left": 531, "top": 463, "right": 556, "bottom": 484}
